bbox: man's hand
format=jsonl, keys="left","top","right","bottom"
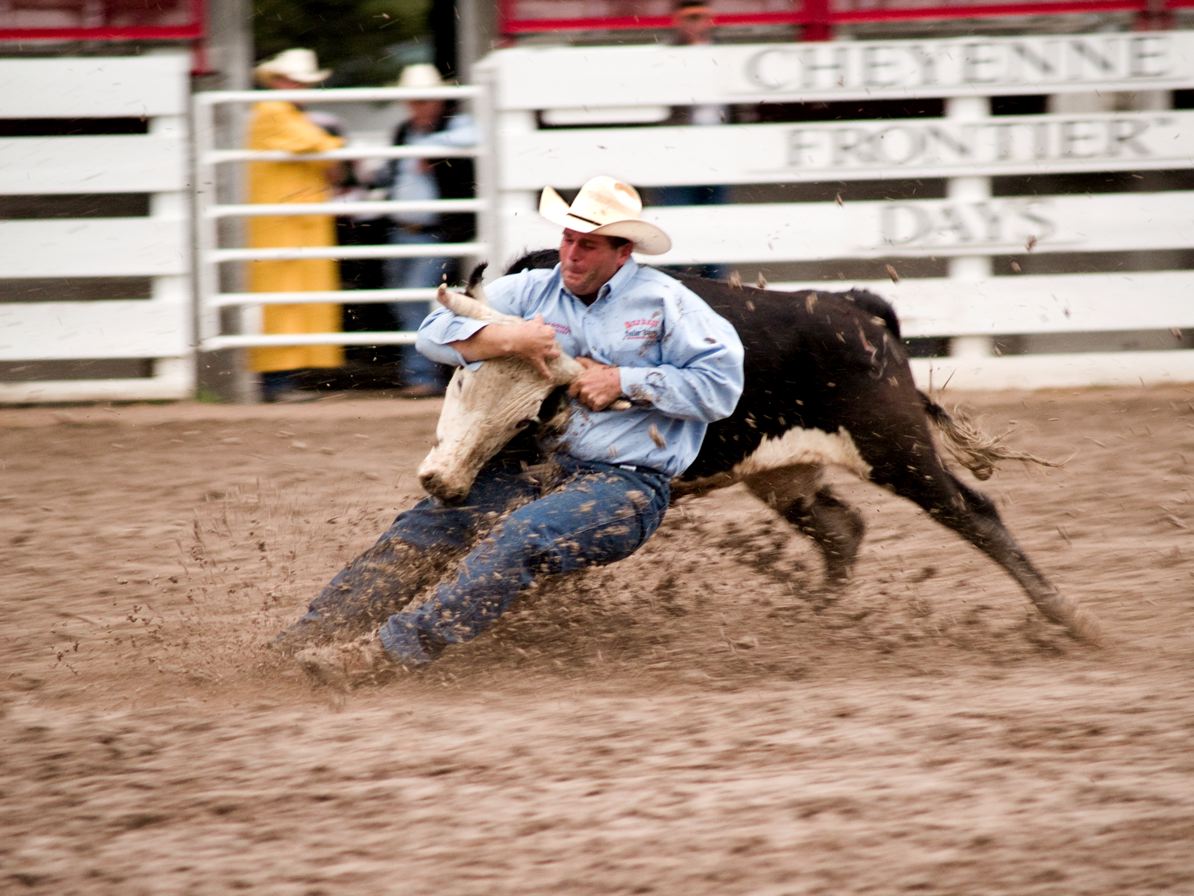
{"left": 569, "top": 357, "right": 623, "bottom": 410}
{"left": 452, "top": 314, "right": 560, "bottom": 380}
{"left": 502, "top": 315, "right": 561, "bottom": 379}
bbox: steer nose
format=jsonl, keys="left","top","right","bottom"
{"left": 418, "top": 469, "right": 467, "bottom": 505}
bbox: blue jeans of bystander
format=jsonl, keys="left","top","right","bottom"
{"left": 385, "top": 227, "right": 451, "bottom": 389}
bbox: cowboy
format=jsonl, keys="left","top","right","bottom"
{"left": 283, "top": 175, "right": 745, "bottom": 686}
{"left": 373, "top": 63, "right": 478, "bottom": 398}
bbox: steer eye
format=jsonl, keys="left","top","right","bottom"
{"left": 514, "top": 417, "right": 538, "bottom": 430}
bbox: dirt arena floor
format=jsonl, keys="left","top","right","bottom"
{"left": 2, "top": 384, "right": 1193, "bottom": 894}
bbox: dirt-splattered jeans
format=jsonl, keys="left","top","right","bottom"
{"left": 299, "top": 452, "right": 670, "bottom": 660}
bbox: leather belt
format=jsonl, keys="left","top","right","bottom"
{"left": 618, "top": 463, "right": 666, "bottom": 479}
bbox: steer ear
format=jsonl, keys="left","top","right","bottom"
{"left": 437, "top": 284, "right": 513, "bottom": 323}
{"left": 465, "top": 263, "right": 489, "bottom": 299}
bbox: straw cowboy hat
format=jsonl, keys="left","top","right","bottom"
{"left": 254, "top": 48, "right": 331, "bottom": 85}
{"left": 394, "top": 63, "right": 447, "bottom": 90}
{"left": 539, "top": 176, "right": 672, "bottom": 255}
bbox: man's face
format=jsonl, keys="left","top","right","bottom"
{"left": 406, "top": 98, "right": 446, "bottom": 130}
{"left": 558, "top": 229, "right": 632, "bottom": 300}
{"left": 674, "top": 6, "right": 713, "bottom": 43}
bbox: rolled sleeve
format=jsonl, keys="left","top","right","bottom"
{"left": 415, "top": 305, "right": 492, "bottom": 367}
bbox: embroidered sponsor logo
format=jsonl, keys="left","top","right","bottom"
{"left": 548, "top": 321, "right": 571, "bottom": 336}
{"left": 624, "top": 318, "right": 661, "bottom": 341}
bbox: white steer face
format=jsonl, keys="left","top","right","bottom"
{"left": 417, "top": 357, "right": 559, "bottom": 504}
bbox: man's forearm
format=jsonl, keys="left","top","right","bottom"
{"left": 449, "top": 322, "right": 511, "bottom": 363}
{"left": 447, "top": 316, "right": 561, "bottom": 380}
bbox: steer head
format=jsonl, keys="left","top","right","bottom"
{"left": 416, "top": 283, "right": 582, "bottom": 504}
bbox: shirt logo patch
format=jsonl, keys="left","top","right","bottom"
{"left": 624, "top": 318, "right": 661, "bottom": 341}
{"left": 547, "top": 321, "right": 571, "bottom": 336}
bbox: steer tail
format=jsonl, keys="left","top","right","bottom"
{"left": 921, "top": 392, "right": 1063, "bottom": 481}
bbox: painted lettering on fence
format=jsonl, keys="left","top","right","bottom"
{"left": 742, "top": 33, "right": 1180, "bottom": 94}
{"left": 878, "top": 200, "right": 1057, "bottom": 250}
{"left": 784, "top": 115, "right": 1166, "bottom": 172}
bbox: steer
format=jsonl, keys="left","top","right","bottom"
{"left": 417, "top": 252, "right": 1102, "bottom": 645}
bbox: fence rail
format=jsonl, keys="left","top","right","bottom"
{"left": 8, "top": 29, "right": 1194, "bottom": 405}
{"left": 478, "top": 29, "right": 1194, "bottom": 390}
{"left": 0, "top": 51, "right": 193, "bottom": 404}
{"left": 191, "top": 83, "right": 493, "bottom": 366}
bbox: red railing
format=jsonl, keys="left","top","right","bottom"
{"left": 498, "top": 0, "right": 1192, "bottom": 41}
{"left": 0, "top": 0, "right": 205, "bottom": 42}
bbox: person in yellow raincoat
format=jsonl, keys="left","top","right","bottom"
{"left": 247, "top": 48, "right": 346, "bottom": 402}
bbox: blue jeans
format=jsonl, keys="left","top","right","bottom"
{"left": 385, "top": 227, "right": 452, "bottom": 388}
{"left": 302, "top": 453, "right": 670, "bottom": 660}
{"left": 260, "top": 369, "right": 301, "bottom": 400}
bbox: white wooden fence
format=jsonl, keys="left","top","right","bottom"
{"left": 7, "top": 32, "right": 1194, "bottom": 403}
{"left": 0, "top": 52, "right": 193, "bottom": 403}
{"left": 477, "top": 30, "right": 1194, "bottom": 390}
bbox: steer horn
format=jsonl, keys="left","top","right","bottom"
{"left": 437, "top": 283, "right": 514, "bottom": 324}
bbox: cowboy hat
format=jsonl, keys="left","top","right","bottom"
{"left": 254, "top": 48, "right": 331, "bottom": 85}
{"left": 539, "top": 176, "right": 672, "bottom": 255}
{"left": 394, "top": 63, "right": 447, "bottom": 90}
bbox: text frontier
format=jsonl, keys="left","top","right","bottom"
{"left": 784, "top": 116, "right": 1159, "bottom": 170}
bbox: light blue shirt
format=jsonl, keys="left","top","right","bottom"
{"left": 390, "top": 114, "right": 476, "bottom": 227}
{"left": 417, "top": 258, "right": 745, "bottom": 477}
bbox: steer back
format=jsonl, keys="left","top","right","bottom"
{"left": 418, "top": 253, "right": 1026, "bottom": 504}
{"left": 418, "top": 255, "right": 911, "bottom": 503}
{"left": 416, "top": 253, "right": 1099, "bottom": 646}
{"left": 667, "top": 270, "right": 909, "bottom": 485}
{"left": 416, "top": 283, "right": 580, "bottom": 504}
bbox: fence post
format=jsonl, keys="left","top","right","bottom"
{"left": 945, "top": 95, "right": 995, "bottom": 362}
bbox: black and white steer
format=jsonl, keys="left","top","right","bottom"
{"left": 417, "top": 252, "right": 1102, "bottom": 644}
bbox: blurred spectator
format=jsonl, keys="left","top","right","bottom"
{"left": 671, "top": 0, "right": 718, "bottom": 49}
{"left": 310, "top": 113, "right": 396, "bottom": 383}
{"left": 660, "top": 0, "right": 730, "bottom": 280}
{"left": 246, "top": 48, "right": 345, "bottom": 402}
{"left": 373, "top": 63, "right": 478, "bottom": 398}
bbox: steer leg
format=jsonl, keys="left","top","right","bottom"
{"left": 792, "top": 487, "right": 866, "bottom": 585}
{"left": 743, "top": 466, "right": 866, "bottom": 586}
{"left": 862, "top": 436, "right": 1103, "bottom": 645}
{"left": 933, "top": 477, "right": 1102, "bottom": 644}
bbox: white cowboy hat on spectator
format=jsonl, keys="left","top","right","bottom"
{"left": 254, "top": 48, "right": 331, "bottom": 85}
{"left": 539, "top": 176, "right": 672, "bottom": 255}
{"left": 395, "top": 63, "right": 447, "bottom": 89}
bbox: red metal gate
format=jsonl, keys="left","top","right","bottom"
{"left": 0, "top": 0, "right": 204, "bottom": 42}
{"left": 498, "top": 0, "right": 1193, "bottom": 41}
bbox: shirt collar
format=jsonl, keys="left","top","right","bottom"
{"left": 605, "top": 256, "right": 640, "bottom": 298}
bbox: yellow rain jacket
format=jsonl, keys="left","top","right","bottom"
{"left": 245, "top": 100, "right": 346, "bottom": 373}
